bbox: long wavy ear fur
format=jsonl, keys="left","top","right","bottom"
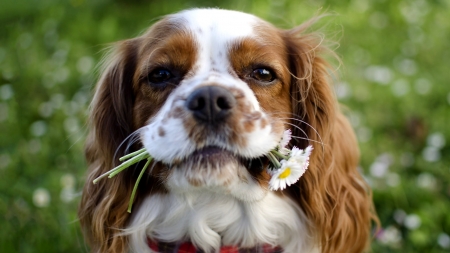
{"left": 283, "top": 19, "right": 379, "bottom": 253}
{"left": 79, "top": 39, "right": 139, "bottom": 253}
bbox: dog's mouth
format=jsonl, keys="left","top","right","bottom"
{"left": 173, "top": 145, "right": 269, "bottom": 172}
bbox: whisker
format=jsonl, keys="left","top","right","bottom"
{"left": 283, "top": 122, "right": 310, "bottom": 140}
{"left": 283, "top": 117, "right": 325, "bottom": 147}
{"left": 264, "top": 112, "right": 326, "bottom": 154}
{"left": 113, "top": 127, "right": 146, "bottom": 164}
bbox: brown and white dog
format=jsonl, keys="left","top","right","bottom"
{"left": 79, "top": 8, "right": 378, "bottom": 253}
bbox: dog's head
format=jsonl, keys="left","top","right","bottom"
{"left": 80, "top": 8, "right": 376, "bottom": 253}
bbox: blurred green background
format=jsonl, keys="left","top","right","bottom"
{"left": 1, "top": 0, "right": 449, "bottom": 252}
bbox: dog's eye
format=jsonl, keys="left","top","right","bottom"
{"left": 251, "top": 68, "right": 275, "bottom": 83}
{"left": 148, "top": 68, "right": 173, "bottom": 87}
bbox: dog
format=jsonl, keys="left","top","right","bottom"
{"left": 79, "top": 8, "right": 378, "bottom": 253}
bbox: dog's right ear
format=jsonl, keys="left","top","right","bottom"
{"left": 80, "top": 39, "right": 140, "bottom": 253}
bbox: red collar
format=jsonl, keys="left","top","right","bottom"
{"left": 148, "top": 239, "right": 282, "bottom": 253}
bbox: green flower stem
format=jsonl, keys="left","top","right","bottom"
{"left": 119, "top": 148, "right": 147, "bottom": 161}
{"left": 92, "top": 151, "right": 150, "bottom": 184}
{"left": 267, "top": 151, "right": 281, "bottom": 168}
{"left": 271, "top": 150, "right": 289, "bottom": 160}
{"left": 108, "top": 152, "right": 150, "bottom": 178}
{"left": 127, "top": 157, "right": 152, "bottom": 213}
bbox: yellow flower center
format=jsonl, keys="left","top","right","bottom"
{"left": 278, "top": 167, "right": 291, "bottom": 179}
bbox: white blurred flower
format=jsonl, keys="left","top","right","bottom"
{"left": 0, "top": 84, "right": 13, "bottom": 100}
{"left": 64, "top": 117, "right": 79, "bottom": 133}
{"left": 77, "top": 56, "right": 94, "bottom": 75}
{"left": 391, "top": 79, "right": 410, "bottom": 97}
{"left": 33, "top": 188, "right": 51, "bottom": 207}
{"left": 378, "top": 226, "right": 402, "bottom": 245}
{"left": 356, "top": 126, "right": 372, "bottom": 143}
{"left": 417, "top": 173, "right": 437, "bottom": 190}
{"left": 370, "top": 153, "right": 393, "bottom": 178}
{"left": 370, "top": 161, "right": 389, "bottom": 178}
{"left": 50, "top": 93, "right": 65, "bottom": 109}
{"left": 396, "top": 58, "right": 417, "bottom": 76}
{"left": 347, "top": 112, "right": 361, "bottom": 128}
{"left": 30, "top": 121, "right": 47, "bottom": 137}
{"left": 386, "top": 173, "right": 400, "bottom": 187}
{"left": 404, "top": 214, "right": 421, "bottom": 230}
{"left": 400, "top": 0, "right": 429, "bottom": 24}
{"left": 414, "top": 78, "right": 432, "bottom": 95}
{"left": 393, "top": 209, "right": 407, "bottom": 224}
{"left": 438, "top": 233, "right": 450, "bottom": 249}
{"left": 54, "top": 67, "right": 70, "bottom": 84}
{"left": 60, "top": 174, "right": 77, "bottom": 203}
{"left": 427, "top": 132, "right": 446, "bottom": 149}
{"left": 39, "top": 102, "right": 54, "bottom": 118}
{"left": 422, "top": 146, "right": 441, "bottom": 162}
{"left": 335, "top": 81, "right": 352, "bottom": 99}
{"left": 60, "top": 174, "right": 76, "bottom": 189}
{"left": 60, "top": 187, "right": 76, "bottom": 203}
{"left": 364, "top": 65, "right": 393, "bottom": 85}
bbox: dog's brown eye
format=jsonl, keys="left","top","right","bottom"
{"left": 148, "top": 68, "right": 173, "bottom": 86}
{"left": 251, "top": 68, "right": 275, "bottom": 83}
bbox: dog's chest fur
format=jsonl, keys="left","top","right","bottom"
{"left": 127, "top": 191, "right": 316, "bottom": 252}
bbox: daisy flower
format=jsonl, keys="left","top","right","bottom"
{"left": 288, "top": 146, "right": 313, "bottom": 166}
{"left": 266, "top": 130, "right": 313, "bottom": 191}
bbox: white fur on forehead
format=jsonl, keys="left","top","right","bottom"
{"left": 171, "top": 8, "right": 258, "bottom": 38}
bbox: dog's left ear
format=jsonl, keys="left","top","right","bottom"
{"left": 283, "top": 22, "right": 378, "bottom": 253}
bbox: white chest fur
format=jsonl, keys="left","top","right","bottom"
{"left": 125, "top": 191, "right": 317, "bottom": 253}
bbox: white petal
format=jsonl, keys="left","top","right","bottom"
{"left": 278, "top": 129, "right": 292, "bottom": 149}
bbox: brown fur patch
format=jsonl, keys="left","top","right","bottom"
{"left": 158, "top": 126, "right": 166, "bottom": 137}
{"left": 132, "top": 19, "right": 198, "bottom": 128}
{"left": 243, "top": 120, "right": 255, "bottom": 133}
{"left": 260, "top": 117, "right": 268, "bottom": 129}
{"left": 187, "top": 178, "right": 202, "bottom": 187}
{"left": 228, "top": 28, "right": 292, "bottom": 133}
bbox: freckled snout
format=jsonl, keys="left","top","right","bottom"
{"left": 185, "top": 86, "right": 236, "bottom": 124}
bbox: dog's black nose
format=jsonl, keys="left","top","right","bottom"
{"left": 186, "top": 86, "right": 236, "bottom": 123}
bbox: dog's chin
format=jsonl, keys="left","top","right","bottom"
{"left": 164, "top": 146, "right": 269, "bottom": 196}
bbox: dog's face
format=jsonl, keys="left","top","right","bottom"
{"left": 81, "top": 8, "right": 376, "bottom": 253}
{"left": 130, "top": 9, "right": 291, "bottom": 200}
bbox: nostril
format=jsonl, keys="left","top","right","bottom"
{"left": 197, "top": 97, "right": 205, "bottom": 110}
{"left": 217, "top": 96, "right": 232, "bottom": 110}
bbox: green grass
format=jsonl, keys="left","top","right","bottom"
{"left": 1, "top": 0, "right": 449, "bottom": 252}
